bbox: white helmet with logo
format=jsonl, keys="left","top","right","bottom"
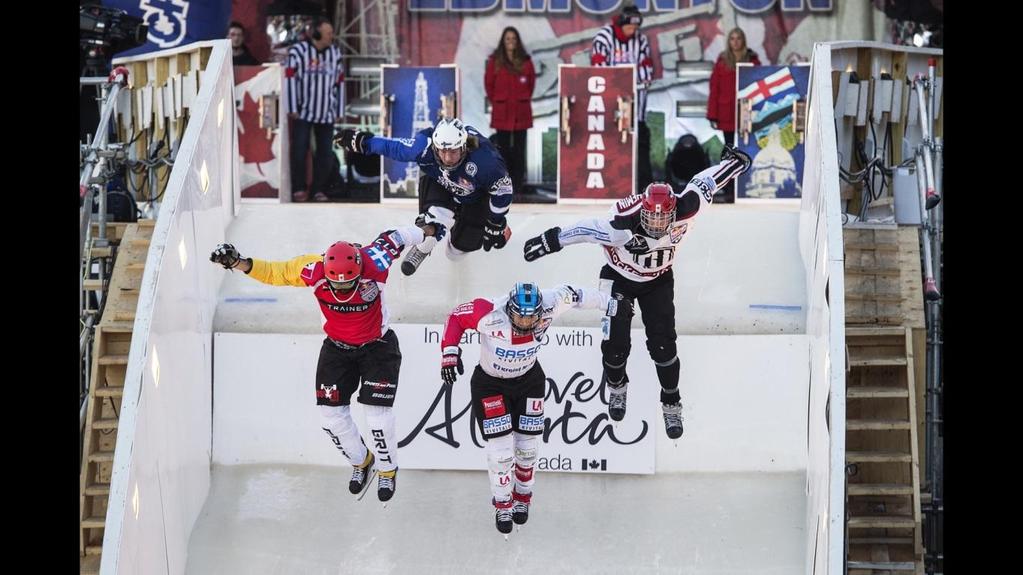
{"left": 431, "top": 118, "right": 468, "bottom": 150}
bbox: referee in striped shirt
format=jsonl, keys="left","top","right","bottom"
{"left": 591, "top": 4, "right": 654, "bottom": 192}
{"left": 286, "top": 18, "right": 344, "bottom": 202}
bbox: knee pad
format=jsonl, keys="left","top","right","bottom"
{"left": 513, "top": 433, "right": 538, "bottom": 467}
{"left": 486, "top": 433, "right": 515, "bottom": 473}
{"left": 601, "top": 341, "right": 630, "bottom": 369}
{"left": 647, "top": 339, "right": 678, "bottom": 365}
{"left": 445, "top": 241, "right": 469, "bottom": 261}
{"left": 363, "top": 405, "right": 397, "bottom": 470}
{"left": 318, "top": 404, "right": 356, "bottom": 433}
{"left": 424, "top": 206, "right": 455, "bottom": 229}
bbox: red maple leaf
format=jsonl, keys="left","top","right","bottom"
{"left": 238, "top": 91, "right": 276, "bottom": 165}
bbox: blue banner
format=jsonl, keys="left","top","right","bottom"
{"left": 103, "top": 0, "right": 231, "bottom": 57}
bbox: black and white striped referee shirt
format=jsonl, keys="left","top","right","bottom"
{"left": 285, "top": 40, "right": 344, "bottom": 124}
{"left": 590, "top": 23, "right": 654, "bottom": 121}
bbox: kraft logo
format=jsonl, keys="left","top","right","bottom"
{"left": 482, "top": 414, "right": 512, "bottom": 435}
{"left": 140, "top": 0, "right": 190, "bottom": 48}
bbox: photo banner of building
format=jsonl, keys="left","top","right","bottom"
{"left": 735, "top": 64, "right": 810, "bottom": 202}
{"left": 380, "top": 65, "right": 459, "bottom": 200}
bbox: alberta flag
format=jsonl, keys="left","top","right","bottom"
{"left": 737, "top": 68, "right": 797, "bottom": 106}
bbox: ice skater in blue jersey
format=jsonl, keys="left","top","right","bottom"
{"left": 335, "top": 118, "right": 514, "bottom": 275}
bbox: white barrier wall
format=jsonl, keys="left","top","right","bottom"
{"left": 214, "top": 203, "right": 807, "bottom": 336}
{"left": 101, "top": 41, "right": 237, "bottom": 575}
{"left": 799, "top": 43, "right": 848, "bottom": 575}
{"left": 213, "top": 330, "right": 808, "bottom": 474}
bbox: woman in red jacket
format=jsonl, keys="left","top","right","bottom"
{"left": 707, "top": 27, "right": 760, "bottom": 200}
{"left": 485, "top": 27, "right": 536, "bottom": 196}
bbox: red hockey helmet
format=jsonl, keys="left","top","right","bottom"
{"left": 640, "top": 183, "right": 677, "bottom": 238}
{"left": 323, "top": 241, "right": 361, "bottom": 292}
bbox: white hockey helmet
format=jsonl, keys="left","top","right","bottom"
{"left": 432, "top": 118, "right": 469, "bottom": 169}
{"left": 431, "top": 118, "right": 468, "bottom": 150}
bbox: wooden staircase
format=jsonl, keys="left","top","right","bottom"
{"left": 844, "top": 227, "right": 926, "bottom": 574}
{"left": 845, "top": 326, "right": 923, "bottom": 573}
{"left": 80, "top": 220, "right": 154, "bottom": 575}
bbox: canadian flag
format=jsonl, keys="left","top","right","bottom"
{"left": 738, "top": 68, "right": 796, "bottom": 106}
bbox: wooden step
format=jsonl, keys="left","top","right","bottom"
{"left": 83, "top": 278, "right": 105, "bottom": 291}
{"left": 91, "top": 246, "right": 114, "bottom": 258}
{"left": 97, "top": 354, "right": 128, "bottom": 365}
{"left": 848, "top": 356, "right": 907, "bottom": 367}
{"left": 129, "top": 238, "right": 151, "bottom": 248}
{"left": 849, "top": 537, "right": 915, "bottom": 545}
{"left": 847, "top": 451, "right": 912, "bottom": 463}
{"left": 81, "top": 515, "right": 107, "bottom": 529}
{"left": 99, "top": 321, "right": 134, "bottom": 333}
{"left": 846, "top": 326, "right": 907, "bottom": 337}
{"left": 844, "top": 293, "right": 903, "bottom": 303}
{"left": 845, "top": 266, "right": 900, "bottom": 276}
{"left": 80, "top": 554, "right": 101, "bottom": 575}
{"left": 95, "top": 386, "right": 124, "bottom": 398}
{"left": 847, "top": 515, "right": 916, "bottom": 529}
{"left": 848, "top": 483, "right": 915, "bottom": 496}
{"left": 845, "top": 242, "right": 899, "bottom": 251}
{"left": 93, "top": 417, "right": 119, "bottom": 430}
{"left": 125, "top": 263, "right": 146, "bottom": 272}
{"left": 88, "top": 450, "right": 115, "bottom": 463}
{"left": 112, "top": 311, "right": 136, "bottom": 322}
{"left": 845, "top": 316, "right": 901, "bottom": 325}
{"left": 847, "top": 560, "right": 916, "bottom": 571}
{"left": 84, "top": 481, "right": 110, "bottom": 496}
{"left": 847, "top": 387, "right": 909, "bottom": 399}
{"left": 848, "top": 419, "right": 911, "bottom": 431}
{"left": 84, "top": 544, "right": 103, "bottom": 556}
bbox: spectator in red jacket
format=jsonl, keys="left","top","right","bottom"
{"left": 485, "top": 27, "right": 536, "bottom": 196}
{"left": 707, "top": 27, "right": 760, "bottom": 202}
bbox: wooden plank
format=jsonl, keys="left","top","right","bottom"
{"left": 912, "top": 327, "right": 928, "bottom": 482}
{"left": 848, "top": 483, "right": 914, "bottom": 496}
{"left": 898, "top": 227, "right": 926, "bottom": 329}
{"left": 91, "top": 246, "right": 114, "bottom": 258}
{"left": 848, "top": 515, "right": 916, "bottom": 529}
{"left": 81, "top": 515, "right": 107, "bottom": 529}
{"left": 846, "top": 266, "right": 900, "bottom": 276}
{"left": 95, "top": 387, "right": 124, "bottom": 398}
{"left": 847, "top": 387, "right": 909, "bottom": 399}
{"left": 84, "top": 482, "right": 110, "bottom": 497}
{"left": 88, "top": 450, "right": 115, "bottom": 463}
{"left": 902, "top": 328, "right": 925, "bottom": 556}
{"left": 847, "top": 451, "right": 912, "bottom": 463}
{"left": 845, "top": 242, "right": 899, "bottom": 251}
{"left": 845, "top": 293, "right": 903, "bottom": 303}
{"left": 80, "top": 555, "right": 101, "bottom": 575}
{"left": 847, "top": 561, "right": 916, "bottom": 571}
{"left": 97, "top": 355, "right": 128, "bottom": 366}
{"left": 849, "top": 357, "right": 908, "bottom": 367}
{"left": 847, "top": 419, "right": 911, "bottom": 431}
{"left": 849, "top": 537, "right": 914, "bottom": 545}
{"left": 847, "top": 326, "right": 908, "bottom": 337}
